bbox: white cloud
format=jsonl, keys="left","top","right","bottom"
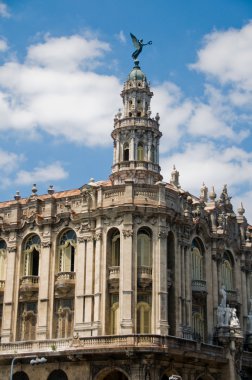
{"left": 116, "top": 31, "right": 126, "bottom": 44}
{"left": 0, "top": 34, "right": 121, "bottom": 146}
{"left": 190, "top": 21, "right": 252, "bottom": 92}
{"left": 15, "top": 162, "right": 68, "bottom": 185}
{"left": 0, "top": 38, "right": 8, "bottom": 52}
{"left": 0, "top": 2, "right": 10, "bottom": 18}
{"left": 0, "top": 149, "right": 23, "bottom": 174}
{"left": 160, "top": 142, "right": 252, "bottom": 221}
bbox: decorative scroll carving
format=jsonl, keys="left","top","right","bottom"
{"left": 41, "top": 241, "right": 51, "bottom": 248}
{"left": 123, "top": 229, "right": 133, "bottom": 238}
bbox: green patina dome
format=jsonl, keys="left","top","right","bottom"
{"left": 128, "top": 61, "right": 146, "bottom": 81}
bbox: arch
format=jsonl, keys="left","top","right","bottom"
{"left": 137, "top": 227, "right": 152, "bottom": 267}
{"left": 196, "top": 373, "right": 215, "bottom": 380}
{"left": 57, "top": 229, "right": 76, "bottom": 272}
{"left": 123, "top": 143, "right": 129, "bottom": 161}
{"left": 137, "top": 142, "right": 144, "bottom": 160}
{"left": 47, "top": 369, "right": 68, "bottom": 380}
{"left": 22, "top": 234, "right": 41, "bottom": 276}
{"left": 160, "top": 369, "right": 181, "bottom": 380}
{"left": 95, "top": 368, "right": 129, "bottom": 380}
{"left": 13, "top": 371, "right": 29, "bottom": 380}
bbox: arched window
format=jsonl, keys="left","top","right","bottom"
{"left": 54, "top": 298, "right": 74, "bottom": 338}
{"left": 137, "top": 228, "right": 152, "bottom": 267}
{"left": 0, "top": 239, "right": 7, "bottom": 282}
{"left": 123, "top": 143, "right": 129, "bottom": 161}
{"left": 191, "top": 239, "right": 204, "bottom": 281}
{"left": 112, "top": 231, "right": 120, "bottom": 267}
{"left": 137, "top": 301, "right": 151, "bottom": 333}
{"left": 13, "top": 372, "right": 29, "bottom": 380}
{"left": 47, "top": 369, "right": 68, "bottom": 380}
{"left": 23, "top": 235, "right": 40, "bottom": 276}
{"left": 221, "top": 252, "right": 234, "bottom": 291}
{"left": 58, "top": 230, "right": 76, "bottom": 273}
{"left": 137, "top": 142, "right": 144, "bottom": 160}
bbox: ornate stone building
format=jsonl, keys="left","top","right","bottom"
{"left": 0, "top": 60, "right": 252, "bottom": 379}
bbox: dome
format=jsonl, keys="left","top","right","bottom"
{"left": 128, "top": 61, "right": 146, "bottom": 81}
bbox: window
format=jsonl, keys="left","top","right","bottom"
{"left": 137, "top": 302, "right": 151, "bottom": 333}
{"left": 23, "top": 235, "right": 40, "bottom": 276}
{"left": 110, "top": 294, "right": 119, "bottom": 335}
{"left": 150, "top": 145, "right": 155, "bottom": 162}
{"left": 192, "top": 305, "right": 205, "bottom": 341}
{"left": 137, "top": 229, "right": 152, "bottom": 267}
{"left": 55, "top": 298, "right": 74, "bottom": 338}
{"left": 111, "top": 231, "right": 120, "bottom": 266}
{"left": 0, "top": 240, "right": 7, "bottom": 282}
{"left": 137, "top": 142, "right": 144, "bottom": 161}
{"left": 18, "top": 302, "right": 37, "bottom": 341}
{"left": 221, "top": 252, "right": 234, "bottom": 291}
{"left": 58, "top": 230, "right": 76, "bottom": 273}
{"left": 123, "top": 143, "right": 129, "bottom": 161}
{"left": 191, "top": 238, "right": 204, "bottom": 281}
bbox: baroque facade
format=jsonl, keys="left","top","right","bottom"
{"left": 0, "top": 60, "right": 252, "bottom": 380}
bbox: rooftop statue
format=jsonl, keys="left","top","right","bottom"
{"left": 130, "top": 33, "right": 152, "bottom": 61}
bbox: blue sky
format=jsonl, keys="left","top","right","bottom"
{"left": 0, "top": 0, "right": 252, "bottom": 222}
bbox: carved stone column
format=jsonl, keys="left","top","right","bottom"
{"left": 156, "top": 229, "right": 169, "bottom": 335}
{"left": 120, "top": 228, "right": 133, "bottom": 334}
{"left": 74, "top": 237, "right": 86, "bottom": 336}
{"left": 93, "top": 229, "right": 102, "bottom": 335}
{"left": 83, "top": 236, "right": 94, "bottom": 334}
{"left": 2, "top": 245, "right": 17, "bottom": 342}
{"left": 37, "top": 240, "right": 51, "bottom": 340}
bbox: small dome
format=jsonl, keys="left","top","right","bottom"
{"left": 128, "top": 61, "right": 146, "bottom": 81}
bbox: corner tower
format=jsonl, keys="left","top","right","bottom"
{"left": 110, "top": 61, "right": 163, "bottom": 185}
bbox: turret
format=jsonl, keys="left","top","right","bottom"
{"left": 110, "top": 61, "right": 162, "bottom": 185}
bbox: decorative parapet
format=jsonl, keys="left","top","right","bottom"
{"left": 137, "top": 266, "right": 152, "bottom": 288}
{"left": 191, "top": 279, "right": 207, "bottom": 294}
{"left": 54, "top": 272, "right": 76, "bottom": 296}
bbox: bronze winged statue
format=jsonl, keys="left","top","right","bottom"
{"left": 130, "top": 33, "right": 152, "bottom": 61}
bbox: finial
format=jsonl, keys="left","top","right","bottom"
{"left": 200, "top": 182, "right": 208, "bottom": 202}
{"left": 14, "top": 191, "right": 21, "bottom": 201}
{"left": 170, "top": 165, "right": 180, "bottom": 187}
{"left": 209, "top": 186, "right": 216, "bottom": 201}
{"left": 237, "top": 202, "right": 245, "bottom": 216}
{"left": 48, "top": 185, "right": 55, "bottom": 195}
{"left": 155, "top": 113, "right": 160, "bottom": 122}
{"left": 31, "top": 184, "right": 37, "bottom": 196}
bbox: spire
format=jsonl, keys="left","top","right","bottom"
{"left": 170, "top": 165, "right": 180, "bottom": 187}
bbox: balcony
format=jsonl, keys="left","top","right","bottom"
{"left": 108, "top": 266, "right": 120, "bottom": 293}
{"left": 19, "top": 276, "right": 39, "bottom": 299}
{"left": 192, "top": 279, "right": 207, "bottom": 294}
{"left": 137, "top": 266, "right": 152, "bottom": 288}
{"left": 54, "top": 272, "right": 75, "bottom": 296}
{"left": 226, "top": 289, "right": 239, "bottom": 305}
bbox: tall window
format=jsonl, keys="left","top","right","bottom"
{"left": 123, "top": 143, "right": 129, "bottom": 161}
{"left": 54, "top": 299, "right": 74, "bottom": 338}
{"left": 137, "top": 228, "right": 152, "bottom": 267}
{"left": 0, "top": 240, "right": 7, "bottom": 282}
{"left": 192, "top": 305, "right": 205, "bottom": 341}
{"left": 150, "top": 144, "right": 155, "bottom": 162}
{"left": 23, "top": 235, "right": 40, "bottom": 276}
{"left": 111, "top": 231, "right": 120, "bottom": 266}
{"left": 18, "top": 302, "right": 37, "bottom": 341}
{"left": 58, "top": 230, "right": 76, "bottom": 272}
{"left": 221, "top": 252, "right": 234, "bottom": 291}
{"left": 191, "top": 239, "right": 204, "bottom": 281}
{"left": 137, "top": 301, "right": 151, "bottom": 333}
{"left": 137, "top": 142, "right": 144, "bottom": 160}
{"left": 110, "top": 294, "right": 119, "bottom": 335}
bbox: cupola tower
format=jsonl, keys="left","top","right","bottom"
{"left": 110, "top": 61, "right": 162, "bottom": 185}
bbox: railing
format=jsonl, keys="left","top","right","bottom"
{"left": 191, "top": 279, "right": 207, "bottom": 293}
{"left": 55, "top": 272, "right": 76, "bottom": 282}
{"left": 226, "top": 289, "right": 239, "bottom": 303}
{"left": 0, "top": 335, "right": 225, "bottom": 359}
{"left": 108, "top": 266, "right": 120, "bottom": 280}
{"left": 20, "top": 276, "right": 39, "bottom": 286}
{"left": 114, "top": 117, "right": 159, "bottom": 130}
